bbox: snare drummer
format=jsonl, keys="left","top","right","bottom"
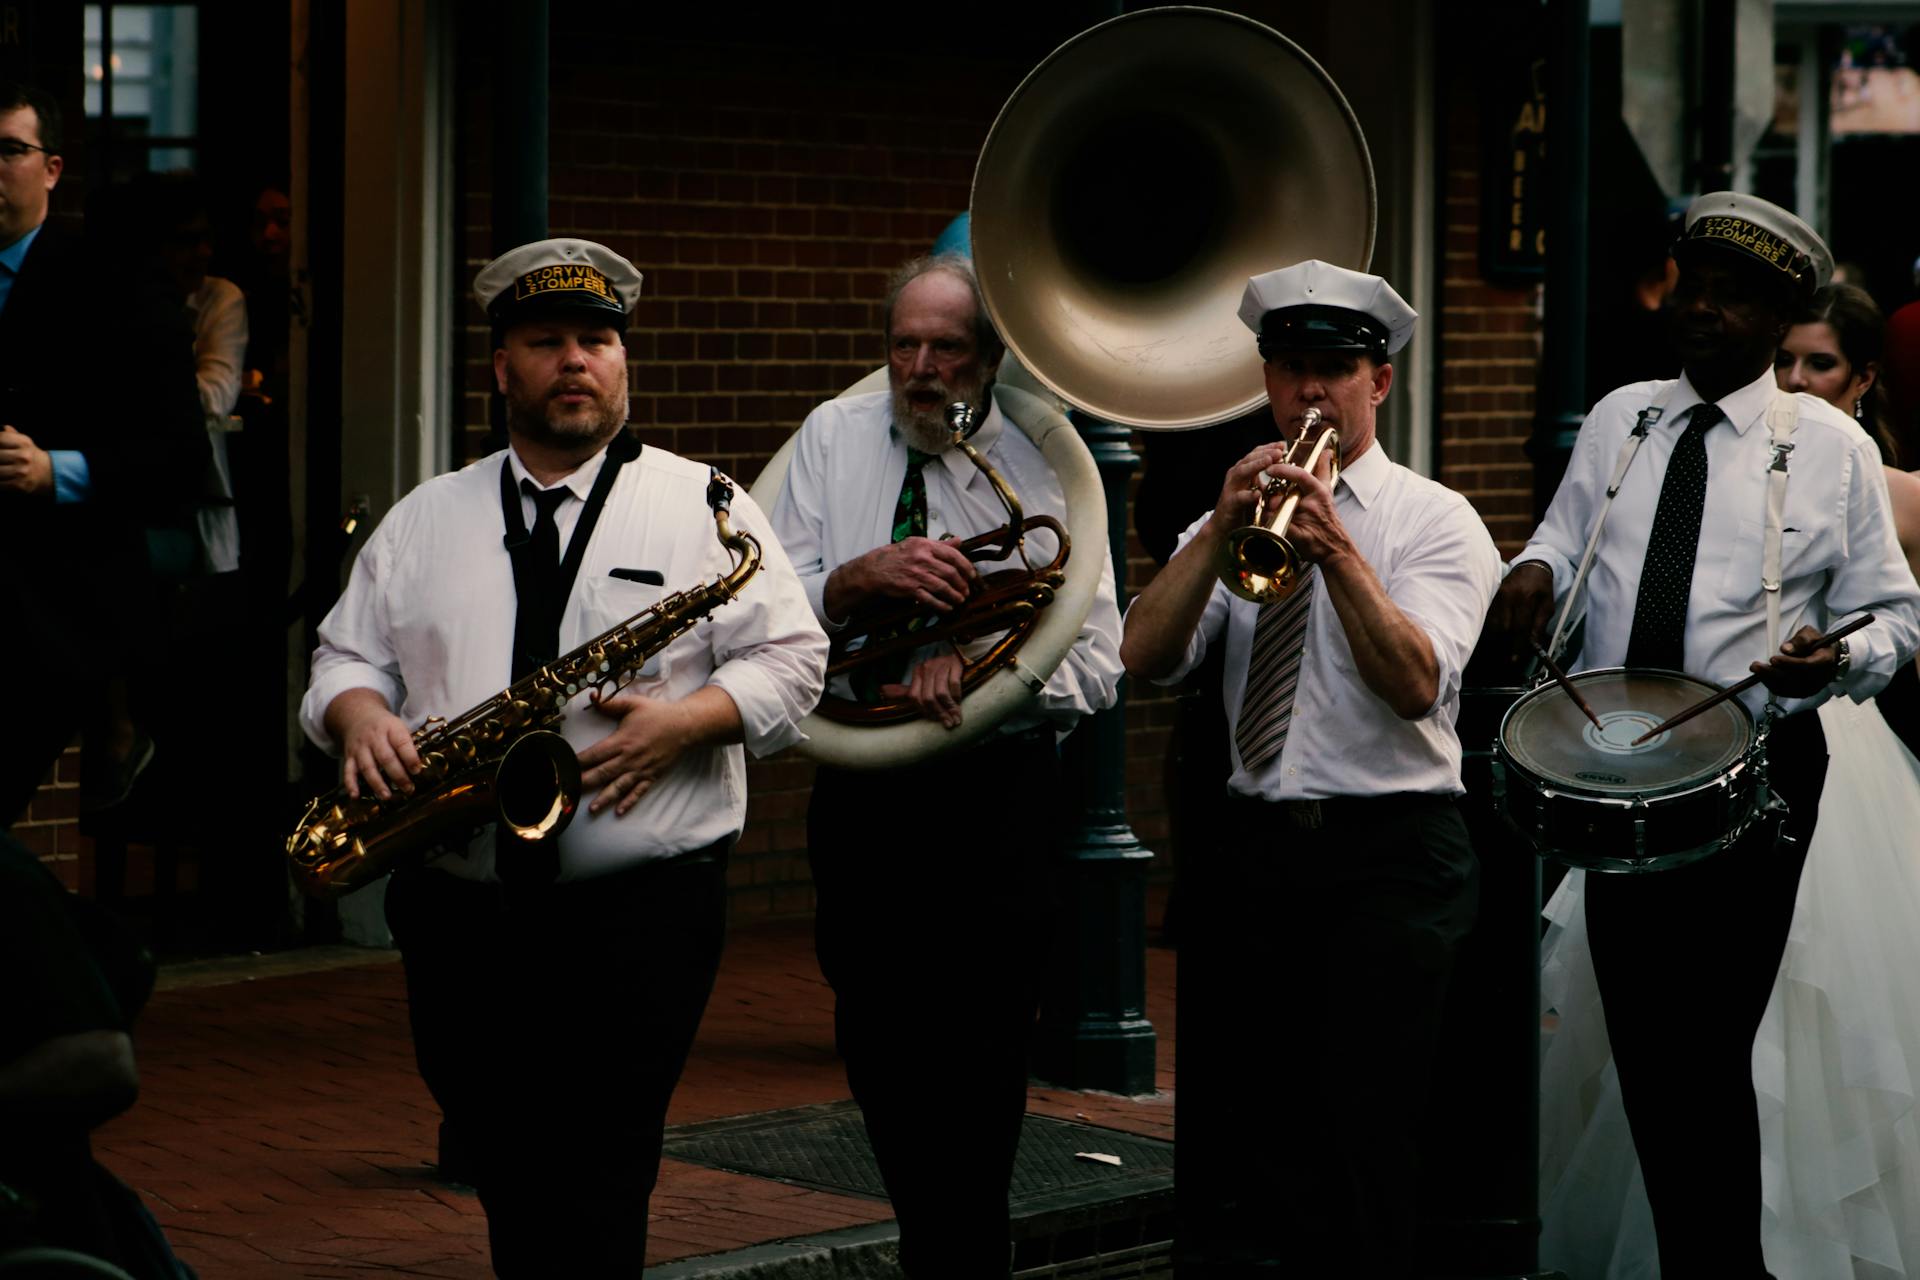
{"left": 1121, "top": 261, "right": 1502, "bottom": 1272}
{"left": 1487, "top": 193, "right": 1920, "bottom": 1276}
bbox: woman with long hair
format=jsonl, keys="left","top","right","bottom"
{"left": 1777, "top": 281, "right": 1920, "bottom": 754}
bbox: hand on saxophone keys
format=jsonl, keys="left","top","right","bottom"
{"left": 324, "top": 687, "right": 423, "bottom": 801}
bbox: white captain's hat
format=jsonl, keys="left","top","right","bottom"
{"left": 473, "top": 237, "right": 644, "bottom": 329}
{"left": 1238, "top": 259, "right": 1417, "bottom": 360}
{"left": 1672, "top": 191, "right": 1831, "bottom": 300}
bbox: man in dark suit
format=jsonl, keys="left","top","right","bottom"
{"left": 0, "top": 81, "right": 207, "bottom": 827}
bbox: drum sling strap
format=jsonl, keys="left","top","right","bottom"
{"left": 1545, "top": 385, "right": 1676, "bottom": 660}
{"left": 1761, "top": 392, "right": 1798, "bottom": 661}
{"left": 1547, "top": 386, "right": 1801, "bottom": 678}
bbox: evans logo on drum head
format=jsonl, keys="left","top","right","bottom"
{"left": 1575, "top": 770, "right": 1629, "bottom": 784}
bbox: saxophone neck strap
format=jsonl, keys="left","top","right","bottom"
{"left": 500, "top": 431, "right": 642, "bottom": 678}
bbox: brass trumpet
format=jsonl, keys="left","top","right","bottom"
{"left": 1220, "top": 407, "right": 1339, "bottom": 604}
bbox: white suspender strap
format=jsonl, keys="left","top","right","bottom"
{"left": 1546, "top": 384, "right": 1677, "bottom": 661}
{"left": 1763, "top": 391, "right": 1799, "bottom": 656}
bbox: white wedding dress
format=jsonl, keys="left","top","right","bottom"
{"left": 1539, "top": 696, "right": 1920, "bottom": 1279}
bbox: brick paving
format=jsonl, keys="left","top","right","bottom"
{"left": 98, "top": 918, "right": 1176, "bottom": 1277}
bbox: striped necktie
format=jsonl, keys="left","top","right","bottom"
{"left": 1235, "top": 566, "right": 1318, "bottom": 773}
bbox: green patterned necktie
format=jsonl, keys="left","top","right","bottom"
{"left": 891, "top": 447, "right": 937, "bottom": 544}
{"left": 851, "top": 447, "right": 941, "bottom": 703}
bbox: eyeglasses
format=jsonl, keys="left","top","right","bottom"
{"left": 0, "top": 140, "right": 53, "bottom": 164}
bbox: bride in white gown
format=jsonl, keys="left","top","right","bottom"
{"left": 1539, "top": 694, "right": 1920, "bottom": 1279}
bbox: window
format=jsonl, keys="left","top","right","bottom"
{"left": 84, "top": 4, "right": 199, "bottom": 176}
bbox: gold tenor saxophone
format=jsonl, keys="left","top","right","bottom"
{"left": 287, "top": 471, "right": 763, "bottom": 899}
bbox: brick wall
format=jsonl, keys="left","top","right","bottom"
{"left": 1435, "top": 63, "right": 1544, "bottom": 558}
{"left": 14, "top": 752, "right": 85, "bottom": 892}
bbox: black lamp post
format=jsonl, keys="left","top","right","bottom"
{"left": 1033, "top": 415, "right": 1158, "bottom": 1096}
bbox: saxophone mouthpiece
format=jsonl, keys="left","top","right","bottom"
{"left": 946, "top": 401, "right": 978, "bottom": 440}
{"left": 706, "top": 469, "right": 735, "bottom": 514}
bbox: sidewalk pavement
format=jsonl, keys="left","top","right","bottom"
{"left": 99, "top": 917, "right": 1176, "bottom": 1278}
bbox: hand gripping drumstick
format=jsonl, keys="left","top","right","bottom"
{"left": 1628, "top": 613, "right": 1876, "bottom": 746}
{"left": 1531, "top": 640, "right": 1604, "bottom": 731}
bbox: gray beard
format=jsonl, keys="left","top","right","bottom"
{"left": 896, "top": 410, "right": 953, "bottom": 454}
{"left": 891, "top": 376, "right": 993, "bottom": 454}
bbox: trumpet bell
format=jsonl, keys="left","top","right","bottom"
{"left": 1224, "top": 525, "right": 1307, "bottom": 604}
{"left": 971, "top": 7, "right": 1376, "bottom": 430}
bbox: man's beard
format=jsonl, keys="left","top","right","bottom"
{"left": 891, "top": 370, "right": 992, "bottom": 454}
{"left": 505, "top": 363, "right": 630, "bottom": 450}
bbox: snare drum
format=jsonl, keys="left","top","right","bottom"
{"left": 1495, "top": 667, "right": 1765, "bottom": 873}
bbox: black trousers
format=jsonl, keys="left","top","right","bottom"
{"left": 1584, "top": 709, "right": 1828, "bottom": 1279}
{"left": 384, "top": 845, "right": 729, "bottom": 1277}
{"left": 807, "top": 728, "right": 1060, "bottom": 1279}
{"left": 1179, "top": 791, "right": 1480, "bottom": 1277}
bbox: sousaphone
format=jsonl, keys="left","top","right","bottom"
{"left": 752, "top": 6, "right": 1376, "bottom": 767}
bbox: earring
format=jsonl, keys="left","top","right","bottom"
{"left": 1854, "top": 396, "right": 1865, "bottom": 420}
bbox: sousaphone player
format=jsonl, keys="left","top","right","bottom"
{"left": 767, "top": 253, "right": 1124, "bottom": 1276}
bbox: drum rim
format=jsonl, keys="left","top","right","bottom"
{"left": 1495, "top": 665, "right": 1756, "bottom": 800}
{"left": 1528, "top": 786, "right": 1770, "bottom": 873}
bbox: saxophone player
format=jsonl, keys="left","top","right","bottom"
{"left": 298, "top": 238, "right": 826, "bottom": 1274}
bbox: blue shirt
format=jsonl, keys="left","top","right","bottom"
{"left": 0, "top": 223, "right": 89, "bottom": 501}
{"left": 0, "top": 221, "right": 39, "bottom": 316}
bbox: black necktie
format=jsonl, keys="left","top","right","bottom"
{"left": 512, "top": 481, "right": 573, "bottom": 680}
{"left": 1625, "top": 403, "right": 1723, "bottom": 671}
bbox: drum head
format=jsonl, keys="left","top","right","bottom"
{"left": 1500, "top": 669, "right": 1754, "bottom": 798}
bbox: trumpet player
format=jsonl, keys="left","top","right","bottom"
{"left": 298, "top": 239, "right": 826, "bottom": 1274}
{"left": 1119, "top": 260, "right": 1500, "bottom": 1273}
{"left": 768, "top": 253, "right": 1123, "bottom": 1277}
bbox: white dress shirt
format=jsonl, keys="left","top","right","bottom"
{"left": 1517, "top": 368, "right": 1920, "bottom": 716}
{"left": 768, "top": 388, "right": 1124, "bottom": 733}
{"left": 1142, "top": 443, "right": 1503, "bottom": 799}
{"left": 301, "top": 440, "right": 829, "bottom": 881}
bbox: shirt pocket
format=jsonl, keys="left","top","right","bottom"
{"left": 574, "top": 575, "right": 670, "bottom": 682}
{"left": 1714, "top": 517, "right": 1814, "bottom": 606}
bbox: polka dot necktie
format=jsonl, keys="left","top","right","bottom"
{"left": 851, "top": 447, "right": 941, "bottom": 702}
{"left": 1234, "top": 566, "right": 1319, "bottom": 773}
{"left": 1624, "top": 403, "right": 1724, "bottom": 672}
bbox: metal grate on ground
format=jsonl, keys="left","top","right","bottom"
{"left": 1014, "top": 1240, "right": 1174, "bottom": 1280}
{"left": 660, "top": 1099, "right": 1172, "bottom": 1204}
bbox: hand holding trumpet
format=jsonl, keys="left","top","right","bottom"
{"left": 1210, "top": 410, "right": 1350, "bottom": 572}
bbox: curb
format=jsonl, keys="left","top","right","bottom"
{"left": 647, "top": 1222, "right": 903, "bottom": 1279}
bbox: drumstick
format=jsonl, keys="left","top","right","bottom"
{"left": 1628, "top": 613, "right": 1877, "bottom": 745}
{"left": 1531, "top": 640, "right": 1604, "bottom": 731}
